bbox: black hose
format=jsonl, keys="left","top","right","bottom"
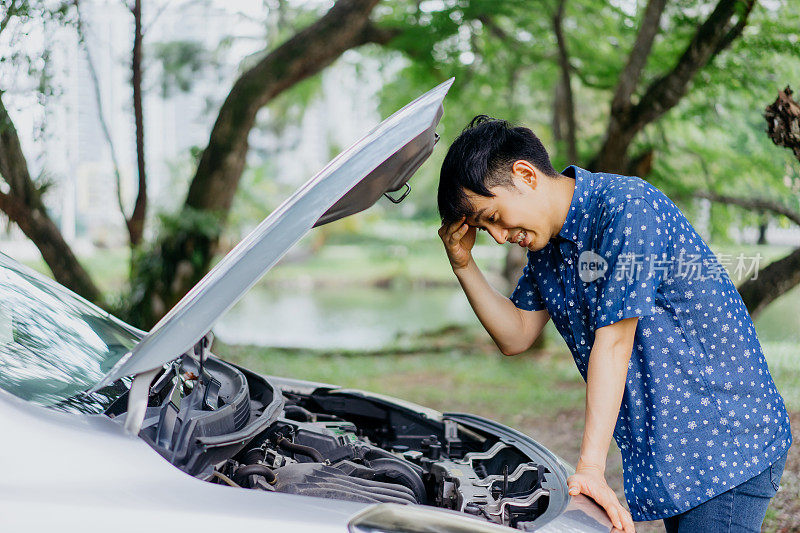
{"left": 369, "top": 458, "right": 428, "bottom": 504}
{"left": 243, "top": 448, "right": 265, "bottom": 465}
{"left": 360, "top": 445, "right": 427, "bottom": 503}
{"left": 277, "top": 436, "right": 325, "bottom": 463}
{"left": 283, "top": 405, "right": 315, "bottom": 422}
{"left": 233, "top": 464, "right": 277, "bottom": 486}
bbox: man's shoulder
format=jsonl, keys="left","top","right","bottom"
{"left": 586, "top": 170, "right": 674, "bottom": 215}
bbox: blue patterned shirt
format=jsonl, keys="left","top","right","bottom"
{"left": 510, "top": 165, "right": 792, "bottom": 520}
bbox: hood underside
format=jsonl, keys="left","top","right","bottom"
{"left": 92, "top": 78, "right": 453, "bottom": 391}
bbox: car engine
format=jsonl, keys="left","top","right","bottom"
{"left": 108, "top": 353, "right": 556, "bottom": 530}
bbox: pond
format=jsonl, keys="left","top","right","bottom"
{"left": 214, "top": 283, "right": 800, "bottom": 350}
{"left": 214, "top": 284, "right": 479, "bottom": 350}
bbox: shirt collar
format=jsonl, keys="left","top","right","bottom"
{"left": 556, "top": 165, "right": 591, "bottom": 244}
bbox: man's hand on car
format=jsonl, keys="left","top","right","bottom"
{"left": 438, "top": 216, "right": 477, "bottom": 271}
{"left": 568, "top": 463, "right": 635, "bottom": 533}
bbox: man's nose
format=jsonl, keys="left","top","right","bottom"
{"left": 487, "top": 226, "right": 507, "bottom": 245}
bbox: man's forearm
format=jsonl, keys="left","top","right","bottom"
{"left": 453, "top": 257, "right": 538, "bottom": 355}
{"left": 579, "top": 318, "right": 638, "bottom": 470}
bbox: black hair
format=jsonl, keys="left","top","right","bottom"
{"left": 437, "top": 115, "right": 558, "bottom": 223}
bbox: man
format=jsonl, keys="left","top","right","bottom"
{"left": 437, "top": 115, "right": 792, "bottom": 532}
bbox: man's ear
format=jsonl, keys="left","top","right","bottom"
{"left": 512, "top": 160, "right": 537, "bottom": 191}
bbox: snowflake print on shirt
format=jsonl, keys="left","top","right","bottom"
{"left": 510, "top": 165, "right": 792, "bottom": 521}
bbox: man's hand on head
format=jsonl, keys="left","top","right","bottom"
{"left": 438, "top": 216, "right": 477, "bottom": 271}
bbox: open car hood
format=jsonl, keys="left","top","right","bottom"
{"left": 92, "top": 78, "right": 453, "bottom": 391}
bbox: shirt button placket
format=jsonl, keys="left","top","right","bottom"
{"left": 559, "top": 240, "right": 583, "bottom": 349}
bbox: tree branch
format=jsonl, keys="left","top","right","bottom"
{"left": 711, "top": 0, "right": 756, "bottom": 59}
{"left": 358, "top": 22, "right": 401, "bottom": 45}
{"left": 552, "top": 0, "right": 577, "bottom": 162}
{"left": 0, "top": 189, "right": 30, "bottom": 224}
{"left": 0, "top": 0, "right": 18, "bottom": 38}
{"left": 476, "top": 14, "right": 510, "bottom": 41}
{"left": 694, "top": 190, "right": 800, "bottom": 226}
{"left": 736, "top": 77, "right": 800, "bottom": 318}
{"left": 737, "top": 246, "right": 800, "bottom": 318}
{"left": 129, "top": 0, "right": 147, "bottom": 246}
{"left": 130, "top": 0, "right": 386, "bottom": 328}
{"left": 74, "top": 1, "right": 127, "bottom": 223}
{"left": 0, "top": 93, "right": 102, "bottom": 303}
{"left": 185, "top": 0, "right": 383, "bottom": 214}
{"left": 590, "top": 0, "right": 754, "bottom": 172}
{"left": 630, "top": 0, "right": 750, "bottom": 130}
{"left": 609, "top": 0, "right": 667, "bottom": 114}
{"left": 143, "top": 0, "right": 174, "bottom": 35}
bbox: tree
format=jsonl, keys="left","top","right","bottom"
{"left": 589, "top": 0, "right": 755, "bottom": 174}
{"left": 125, "top": 0, "right": 395, "bottom": 327}
{"left": 376, "top": 0, "right": 800, "bottom": 313}
{"left": 1, "top": 0, "right": 393, "bottom": 323}
{"left": 0, "top": 0, "right": 103, "bottom": 303}
{"left": 74, "top": 0, "right": 148, "bottom": 250}
{"left": 128, "top": 0, "right": 147, "bottom": 247}
{"left": 2, "top": 0, "right": 798, "bottom": 329}
{"left": 0, "top": 94, "right": 103, "bottom": 303}
{"left": 728, "top": 87, "right": 800, "bottom": 317}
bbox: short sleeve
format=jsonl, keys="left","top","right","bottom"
{"left": 592, "top": 198, "right": 670, "bottom": 330}
{"left": 509, "top": 254, "right": 546, "bottom": 311}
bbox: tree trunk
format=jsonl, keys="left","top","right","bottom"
{"left": 737, "top": 246, "right": 800, "bottom": 319}
{"left": 128, "top": 0, "right": 147, "bottom": 247}
{"left": 757, "top": 217, "right": 768, "bottom": 245}
{"left": 127, "top": 0, "right": 388, "bottom": 328}
{"left": 0, "top": 94, "right": 102, "bottom": 303}
{"left": 507, "top": 0, "right": 750, "bottom": 285}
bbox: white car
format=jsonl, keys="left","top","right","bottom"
{"left": 0, "top": 80, "right": 612, "bottom": 532}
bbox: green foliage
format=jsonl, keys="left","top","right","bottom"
{"left": 643, "top": 1, "right": 800, "bottom": 230}
{"left": 226, "top": 160, "right": 287, "bottom": 240}
{"left": 364, "top": 0, "right": 800, "bottom": 230}
{"left": 8, "top": 0, "right": 800, "bottom": 319}
{"left": 150, "top": 40, "right": 209, "bottom": 97}
{"left": 1, "top": 0, "right": 76, "bottom": 140}
{"left": 120, "top": 207, "right": 222, "bottom": 327}
{"left": 0, "top": 1, "right": 74, "bottom": 76}
{"left": 260, "top": 74, "right": 324, "bottom": 132}
{"left": 224, "top": 0, "right": 800, "bottom": 237}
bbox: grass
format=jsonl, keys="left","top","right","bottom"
{"left": 762, "top": 342, "right": 800, "bottom": 412}
{"left": 216, "top": 328, "right": 586, "bottom": 423}
{"left": 21, "top": 246, "right": 131, "bottom": 295}
{"left": 217, "top": 331, "right": 799, "bottom": 438}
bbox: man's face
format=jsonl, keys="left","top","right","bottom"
{"left": 464, "top": 165, "right": 557, "bottom": 252}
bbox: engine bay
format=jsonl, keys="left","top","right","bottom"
{"left": 107, "top": 353, "right": 557, "bottom": 530}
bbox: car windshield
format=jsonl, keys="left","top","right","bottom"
{"left": 0, "top": 254, "right": 140, "bottom": 413}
